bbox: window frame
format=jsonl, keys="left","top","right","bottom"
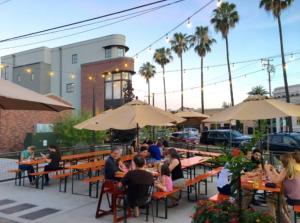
{"left": 66, "top": 83, "right": 75, "bottom": 93}
{"left": 72, "top": 54, "right": 78, "bottom": 64}
{"left": 105, "top": 48, "right": 112, "bottom": 59}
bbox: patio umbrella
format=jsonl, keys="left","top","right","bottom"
{"left": 74, "top": 110, "right": 112, "bottom": 131}
{"left": 203, "top": 95, "right": 300, "bottom": 123}
{"left": 77, "top": 99, "right": 185, "bottom": 143}
{"left": 175, "top": 111, "right": 209, "bottom": 125}
{"left": 0, "top": 78, "right": 73, "bottom": 111}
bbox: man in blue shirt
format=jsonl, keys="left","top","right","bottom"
{"left": 147, "top": 140, "right": 161, "bottom": 163}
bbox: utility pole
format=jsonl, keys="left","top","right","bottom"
{"left": 261, "top": 58, "right": 275, "bottom": 97}
{"left": 261, "top": 58, "right": 275, "bottom": 133}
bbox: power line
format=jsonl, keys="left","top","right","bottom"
{"left": 0, "top": 1, "right": 183, "bottom": 51}
{"left": 0, "top": 0, "right": 172, "bottom": 43}
{"left": 0, "top": 0, "right": 11, "bottom": 5}
{"left": 136, "top": 56, "right": 300, "bottom": 95}
{"left": 132, "top": 0, "right": 215, "bottom": 57}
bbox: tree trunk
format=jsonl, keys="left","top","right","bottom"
{"left": 278, "top": 15, "right": 292, "bottom": 132}
{"left": 162, "top": 65, "right": 167, "bottom": 111}
{"left": 180, "top": 55, "right": 184, "bottom": 111}
{"left": 201, "top": 57, "right": 204, "bottom": 114}
{"left": 201, "top": 57, "right": 205, "bottom": 131}
{"left": 147, "top": 79, "right": 150, "bottom": 104}
{"left": 225, "top": 36, "right": 234, "bottom": 106}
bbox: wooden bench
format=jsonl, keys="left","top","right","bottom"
{"left": 8, "top": 169, "right": 24, "bottom": 186}
{"left": 294, "top": 205, "right": 300, "bottom": 223}
{"left": 209, "top": 193, "right": 230, "bottom": 202}
{"left": 82, "top": 175, "right": 104, "bottom": 198}
{"left": 152, "top": 187, "right": 181, "bottom": 219}
{"left": 184, "top": 167, "right": 223, "bottom": 201}
{"left": 29, "top": 168, "right": 66, "bottom": 189}
{"left": 52, "top": 172, "right": 75, "bottom": 192}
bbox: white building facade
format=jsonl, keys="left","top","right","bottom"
{"left": 0, "top": 34, "right": 135, "bottom": 113}
{"left": 273, "top": 84, "right": 300, "bottom": 132}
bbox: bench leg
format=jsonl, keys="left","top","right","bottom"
{"left": 164, "top": 197, "right": 168, "bottom": 219}
{"left": 155, "top": 199, "right": 158, "bottom": 217}
{"left": 64, "top": 176, "right": 68, "bottom": 193}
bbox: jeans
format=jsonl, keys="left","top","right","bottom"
{"left": 44, "top": 165, "right": 60, "bottom": 182}
{"left": 19, "top": 165, "right": 35, "bottom": 183}
{"left": 217, "top": 184, "right": 231, "bottom": 196}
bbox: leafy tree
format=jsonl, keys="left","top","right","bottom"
{"left": 259, "top": 0, "right": 294, "bottom": 131}
{"left": 189, "top": 26, "right": 216, "bottom": 115}
{"left": 222, "top": 101, "right": 230, "bottom": 108}
{"left": 170, "top": 32, "right": 189, "bottom": 111}
{"left": 248, "top": 85, "right": 268, "bottom": 96}
{"left": 211, "top": 2, "right": 239, "bottom": 106}
{"left": 53, "top": 113, "right": 106, "bottom": 147}
{"left": 139, "top": 62, "right": 156, "bottom": 104}
{"left": 153, "top": 47, "right": 173, "bottom": 111}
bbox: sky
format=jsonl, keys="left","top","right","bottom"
{"left": 0, "top": 0, "right": 299, "bottom": 110}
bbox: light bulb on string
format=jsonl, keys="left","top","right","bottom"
{"left": 186, "top": 18, "right": 192, "bottom": 28}
{"left": 290, "top": 54, "right": 294, "bottom": 61}
{"left": 231, "top": 63, "right": 235, "bottom": 71}
{"left": 70, "top": 74, "right": 75, "bottom": 79}
{"left": 165, "top": 34, "right": 169, "bottom": 43}
{"left": 217, "top": 0, "right": 222, "bottom": 7}
{"left": 148, "top": 46, "right": 152, "bottom": 53}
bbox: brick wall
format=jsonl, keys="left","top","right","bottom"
{"left": 0, "top": 95, "right": 71, "bottom": 152}
{"left": 81, "top": 57, "right": 134, "bottom": 114}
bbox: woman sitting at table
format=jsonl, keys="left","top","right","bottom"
{"left": 155, "top": 163, "right": 173, "bottom": 192}
{"left": 266, "top": 153, "right": 300, "bottom": 205}
{"left": 265, "top": 153, "right": 300, "bottom": 223}
{"left": 167, "top": 148, "right": 185, "bottom": 207}
{"left": 42, "top": 145, "right": 61, "bottom": 186}
{"left": 104, "top": 147, "right": 123, "bottom": 181}
{"left": 19, "top": 146, "right": 36, "bottom": 185}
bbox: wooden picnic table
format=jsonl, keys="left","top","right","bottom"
{"left": 180, "top": 156, "right": 211, "bottom": 179}
{"left": 115, "top": 168, "right": 159, "bottom": 179}
{"left": 171, "top": 148, "right": 222, "bottom": 158}
{"left": 68, "top": 160, "right": 105, "bottom": 197}
{"left": 17, "top": 150, "right": 110, "bottom": 171}
{"left": 241, "top": 175, "right": 281, "bottom": 223}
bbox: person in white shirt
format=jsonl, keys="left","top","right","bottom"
{"left": 216, "top": 163, "right": 232, "bottom": 195}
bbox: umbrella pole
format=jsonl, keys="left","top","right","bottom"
{"left": 136, "top": 124, "right": 140, "bottom": 152}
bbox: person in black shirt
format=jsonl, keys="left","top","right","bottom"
{"left": 122, "top": 155, "right": 154, "bottom": 217}
{"left": 104, "top": 147, "right": 122, "bottom": 181}
{"left": 42, "top": 145, "right": 61, "bottom": 186}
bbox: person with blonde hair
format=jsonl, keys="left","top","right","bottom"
{"left": 265, "top": 153, "right": 300, "bottom": 223}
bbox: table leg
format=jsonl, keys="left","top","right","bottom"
{"left": 276, "top": 193, "right": 281, "bottom": 223}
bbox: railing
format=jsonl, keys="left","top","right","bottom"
{"left": 0, "top": 143, "right": 129, "bottom": 183}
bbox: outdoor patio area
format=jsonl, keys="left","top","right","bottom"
{"left": 0, "top": 163, "right": 219, "bottom": 223}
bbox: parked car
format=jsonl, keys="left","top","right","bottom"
{"left": 170, "top": 131, "right": 199, "bottom": 144}
{"left": 262, "top": 133, "right": 300, "bottom": 153}
{"left": 200, "top": 129, "right": 252, "bottom": 147}
{"left": 183, "top": 128, "right": 199, "bottom": 137}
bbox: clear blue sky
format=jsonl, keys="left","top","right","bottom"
{"left": 1, "top": 0, "right": 299, "bottom": 110}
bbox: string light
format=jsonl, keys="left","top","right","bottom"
{"left": 25, "top": 68, "right": 32, "bottom": 74}
{"left": 124, "top": 63, "right": 128, "bottom": 68}
{"left": 0, "top": 64, "right": 5, "bottom": 69}
{"left": 290, "top": 54, "right": 294, "bottom": 61}
{"left": 148, "top": 46, "right": 152, "bottom": 53}
{"left": 115, "top": 68, "right": 119, "bottom": 72}
{"left": 70, "top": 74, "right": 75, "bottom": 79}
{"left": 88, "top": 76, "right": 93, "bottom": 81}
{"left": 49, "top": 71, "right": 55, "bottom": 77}
{"left": 186, "top": 18, "right": 192, "bottom": 28}
{"left": 101, "top": 74, "right": 105, "bottom": 78}
{"left": 165, "top": 34, "right": 169, "bottom": 43}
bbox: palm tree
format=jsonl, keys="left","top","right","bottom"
{"left": 259, "top": 0, "right": 294, "bottom": 131}
{"left": 189, "top": 26, "right": 216, "bottom": 115}
{"left": 139, "top": 62, "right": 156, "bottom": 104}
{"left": 211, "top": 2, "right": 239, "bottom": 106}
{"left": 170, "top": 33, "right": 189, "bottom": 111}
{"left": 248, "top": 85, "right": 268, "bottom": 96}
{"left": 153, "top": 47, "right": 173, "bottom": 111}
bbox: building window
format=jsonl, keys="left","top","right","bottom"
{"left": 17, "top": 74, "right": 21, "bottom": 82}
{"left": 117, "top": 48, "right": 125, "bottom": 57}
{"left": 105, "top": 48, "right": 112, "bottom": 59}
{"left": 72, "top": 54, "right": 78, "bottom": 64}
{"left": 113, "top": 81, "right": 121, "bottom": 99}
{"left": 66, "top": 83, "right": 75, "bottom": 93}
{"left": 105, "top": 82, "right": 112, "bottom": 99}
